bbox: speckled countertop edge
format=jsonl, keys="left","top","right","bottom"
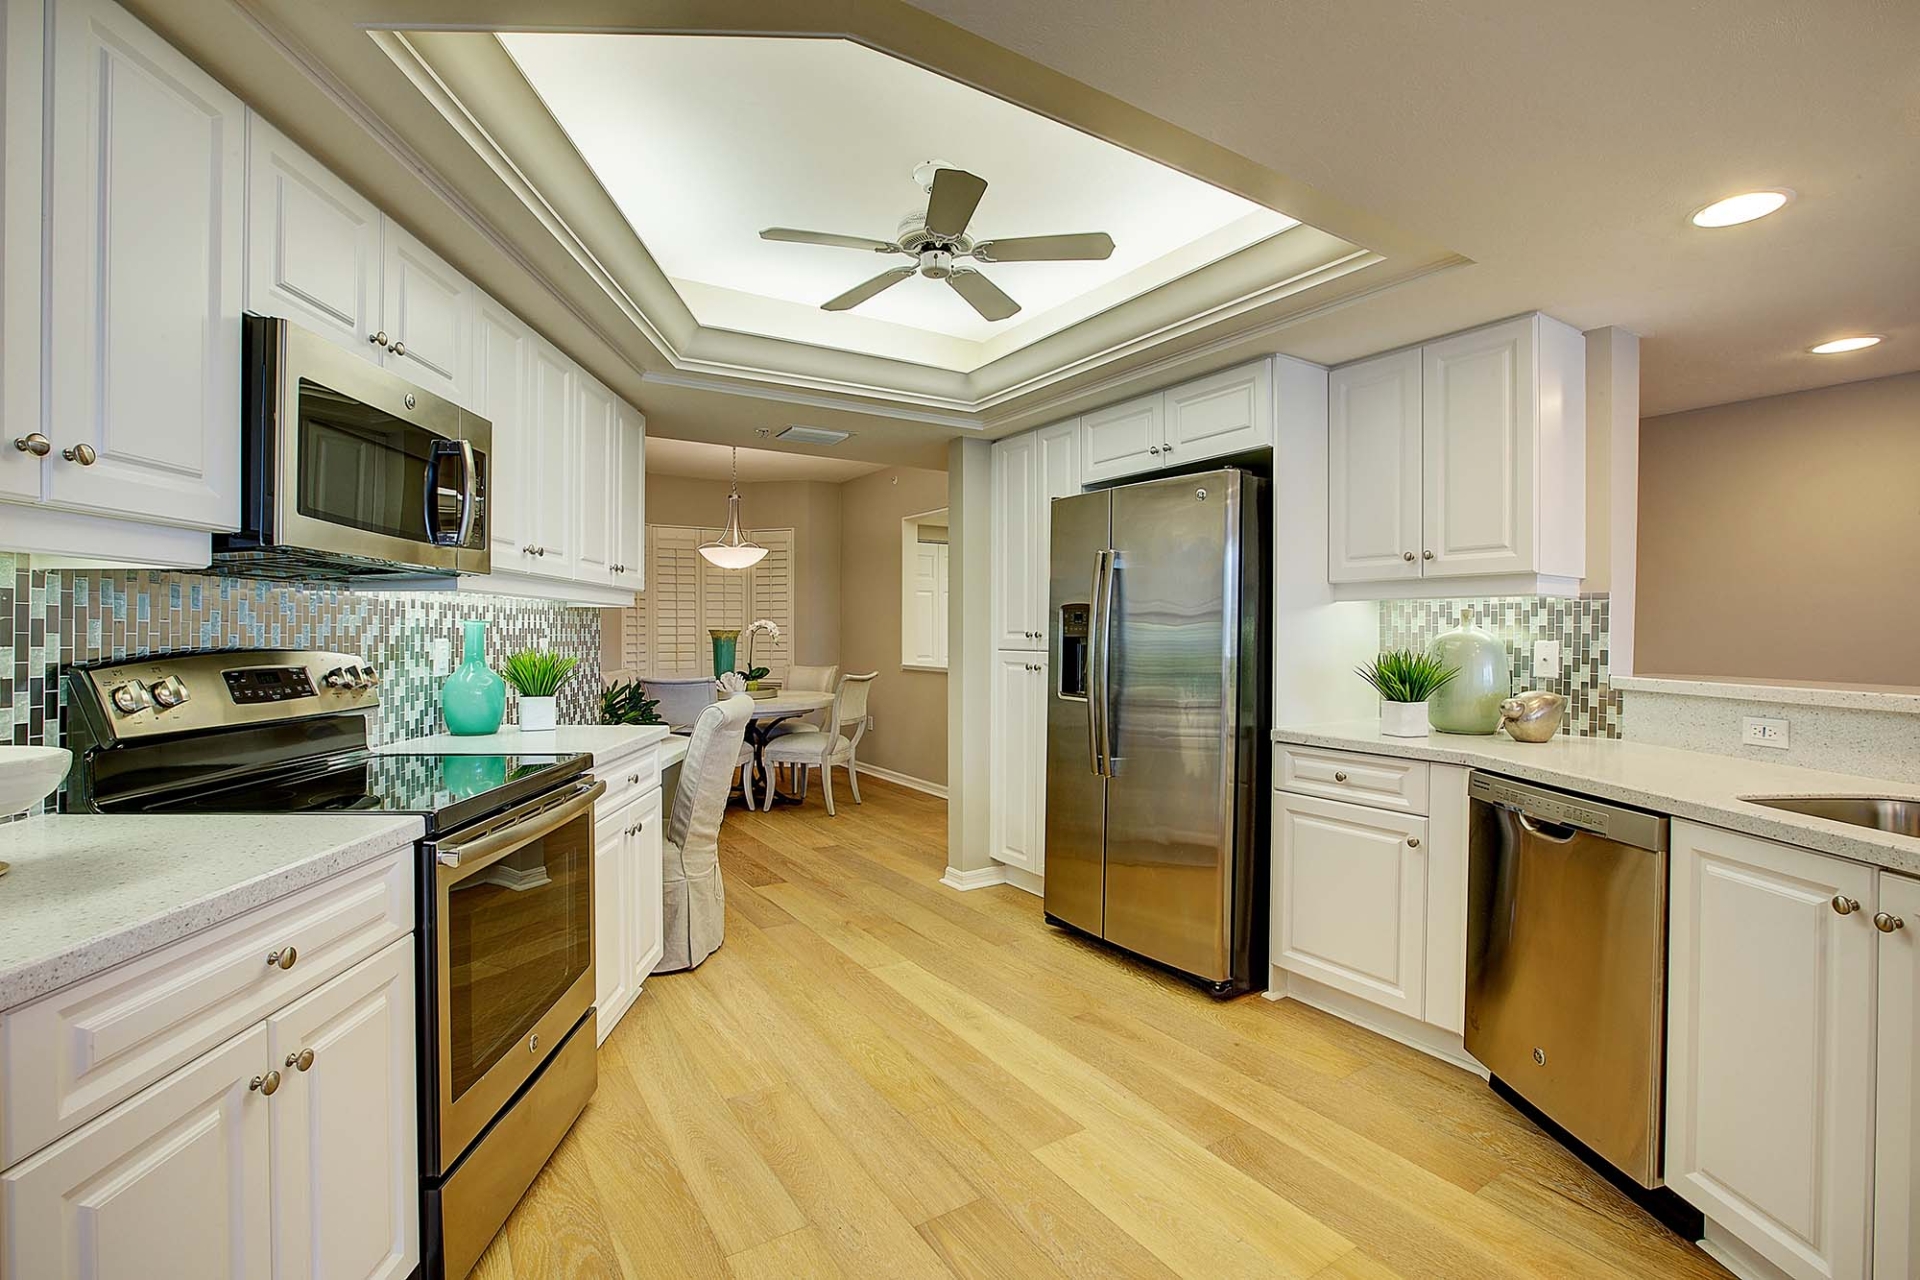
{"left": 1272, "top": 723, "right": 1920, "bottom": 876}
{"left": 0, "top": 813, "right": 424, "bottom": 1010}
{"left": 377, "top": 724, "right": 673, "bottom": 766}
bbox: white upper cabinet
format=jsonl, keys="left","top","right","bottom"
{"left": 43, "top": 0, "right": 243, "bottom": 532}
{"left": 245, "top": 115, "right": 380, "bottom": 359}
{"left": 1328, "top": 314, "right": 1586, "bottom": 597}
{"left": 1079, "top": 393, "right": 1165, "bottom": 486}
{"left": 379, "top": 223, "right": 471, "bottom": 406}
{"left": 1876, "top": 873, "right": 1920, "bottom": 1280}
{"left": 1665, "top": 821, "right": 1874, "bottom": 1280}
{"left": 574, "top": 375, "right": 617, "bottom": 587}
{"left": 470, "top": 296, "right": 529, "bottom": 566}
{"left": 612, "top": 402, "right": 646, "bottom": 592}
{"left": 1162, "top": 361, "right": 1271, "bottom": 465}
{"left": 1328, "top": 348, "right": 1423, "bottom": 583}
{"left": 991, "top": 431, "right": 1042, "bottom": 650}
{"left": 523, "top": 338, "right": 578, "bottom": 580}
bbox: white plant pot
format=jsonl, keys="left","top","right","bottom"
{"left": 518, "top": 696, "right": 558, "bottom": 732}
{"left": 1379, "top": 700, "right": 1430, "bottom": 738}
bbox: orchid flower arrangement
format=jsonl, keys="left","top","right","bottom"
{"left": 741, "top": 618, "right": 781, "bottom": 682}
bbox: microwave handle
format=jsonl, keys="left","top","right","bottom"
{"left": 423, "top": 438, "right": 477, "bottom": 548}
{"left": 453, "top": 438, "right": 478, "bottom": 548}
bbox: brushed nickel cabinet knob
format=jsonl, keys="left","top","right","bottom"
{"left": 62, "top": 443, "right": 96, "bottom": 466}
{"left": 389, "top": 340, "right": 407, "bottom": 357}
{"left": 286, "top": 1048, "right": 316, "bottom": 1072}
{"left": 1876, "top": 912, "right": 1906, "bottom": 933}
{"left": 267, "top": 946, "right": 298, "bottom": 970}
{"left": 1402, "top": 551, "right": 1415, "bottom": 562}
{"left": 250, "top": 1070, "right": 282, "bottom": 1096}
{"left": 1333, "top": 771, "right": 1349, "bottom": 783}
{"left": 1832, "top": 895, "right": 1861, "bottom": 916}
{"left": 12, "top": 433, "right": 49, "bottom": 456}
{"left": 1407, "top": 837, "right": 1421, "bottom": 848}
{"left": 369, "top": 331, "right": 389, "bottom": 348}
{"left": 1422, "top": 549, "right": 1435, "bottom": 561}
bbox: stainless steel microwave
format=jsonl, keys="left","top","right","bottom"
{"left": 215, "top": 315, "right": 491, "bottom": 579}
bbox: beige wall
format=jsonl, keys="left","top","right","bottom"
{"left": 839, "top": 466, "right": 950, "bottom": 787}
{"left": 1637, "top": 371, "right": 1920, "bottom": 686}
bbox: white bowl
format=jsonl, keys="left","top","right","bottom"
{"left": 0, "top": 746, "right": 71, "bottom": 816}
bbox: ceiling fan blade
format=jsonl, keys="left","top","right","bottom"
{"left": 823, "top": 266, "right": 916, "bottom": 311}
{"left": 761, "top": 227, "right": 901, "bottom": 254}
{"left": 947, "top": 268, "right": 1020, "bottom": 321}
{"left": 971, "top": 232, "right": 1116, "bottom": 263}
{"left": 924, "top": 168, "right": 988, "bottom": 240}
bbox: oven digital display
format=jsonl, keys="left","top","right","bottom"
{"left": 223, "top": 666, "right": 318, "bottom": 704}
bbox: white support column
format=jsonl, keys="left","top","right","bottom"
{"left": 1584, "top": 327, "right": 1641, "bottom": 675}
{"left": 944, "top": 436, "right": 997, "bottom": 886}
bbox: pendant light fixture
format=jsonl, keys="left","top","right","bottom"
{"left": 698, "top": 447, "right": 768, "bottom": 569}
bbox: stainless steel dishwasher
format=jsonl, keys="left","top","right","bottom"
{"left": 1465, "top": 771, "right": 1671, "bottom": 1188}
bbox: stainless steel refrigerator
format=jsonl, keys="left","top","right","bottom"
{"left": 1044, "top": 467, "right": 1268, "bottom": 994}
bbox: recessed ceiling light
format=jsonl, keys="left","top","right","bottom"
{"left": 1690, "top": 190, "right": 1792, "bottom": 228}
{"left": 1809, "top": 335, "right": 1883, "bottom": 354}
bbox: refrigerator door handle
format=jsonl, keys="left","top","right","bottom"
{"left": 1090, "top": 547, "right": 1116, "bottom": 776}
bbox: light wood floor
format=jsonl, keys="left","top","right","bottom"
{"left": 476, "top": 777, "right": 1729, "bottom": 1280}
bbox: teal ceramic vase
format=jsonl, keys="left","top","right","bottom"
{"left": 441, "top": 619, "right": 506, "bottom": 736}
{"left": 710, "top": 628, "right": 740, "bottom": 679}
{"left": 1426, "top": 608, "right": 1510, "bottom": 734}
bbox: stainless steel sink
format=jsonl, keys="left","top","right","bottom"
{"left": 1743, "top": 795, "right": 1920, "bottom": 837}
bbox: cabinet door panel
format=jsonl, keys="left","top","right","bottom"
{"left": 1665, "top": 820, "right": 1873, "bottom": 1280}
{"left": 1273, "top": 792, "right": 1428, "bottom": 1017}
{"left": 1876, "top": 873, "right": 1920, "bottom": 1280}
{"left": 612, "top": 404, "right": 646, "bottom": 592}
{"left": 524, "top": 341, "right": 577, "bottom": 579}
{"left": 629, "top": 789, "right": 665, "bottom": 991}
{"left": 1, "top": 1024, "right": 272, "bottom": 1280}
{"left": 574, "top": 376, "right": 617, "bottom": 586}
{"left": 990, "top": 433, "right": 1039, "bottom": 650}
{"left": 266, "top": 938, "right": 417, "bottom": 1280}
{"left": 380, "top": 223, "right": 470, "bottom": 406}
{"left": 1078, "top": 393, "right": 1164, "bottom": 485}
{"left": 594, "top": 796, "right": 634, "bottom": 1041}
{"left": 1421, "top": 319, "right": 1535, "bottom": 577}
{"left": 1163, "top": 361, "right": 1270, "bottom": 464}
{"left": 472, "top": 299, "right": 529, "bottom": 564}
{"left": 1034, "top": 418, "right": 1079, "bottom": 649}
{"left": 990, "top": 653, "right": 1041, "bottom": 871}
{"left": 1328, "top": 348, "right": 1422, "bottom": 583}
{"left": 46, "top": 0, "right": 242, "bottom": 529}
{"left": 245, "top": 115, "right": 380, "bottom": 359}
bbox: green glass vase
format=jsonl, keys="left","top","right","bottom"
{"left": 1427, "top": 608, "right": 1510, "bottom": 734}
{"left": 710, "top": 628, "right": 740, "bottom": 679}
{"left": 441, "top": 619, "right": 507, "bottom": 736}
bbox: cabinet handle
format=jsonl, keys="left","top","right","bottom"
{"left": 1333, "top": 771, "right": 1349, "bottom": 782}
{"left": 1407, "top": 837, "right": 1421, "bottom": 848}
{"left": 1876, "top": 912, "right": 1906, "bottom": 933}
{"left": 1161, "top": 442, "right": 1173, "bottom": 455}
{"left": 286, "top": 1048, "right": 316, "bottom": 1072}
{"left": 628, "top": 773, "right": 641, "bottom": 785}
{"left": 1422, "top": 549, "right": 1435, "bottom": 561}
{"left": 1402, "top": 551, "right": 1415, "bottom": 562}
{"left": 266, "top": 946, "right": 298, "bottom": 970}
{"left": 1831, "top": 895, "right": 1861, "bottom": 916}
{"left": 390, "top": 340, "right": 407, "bottom": 357}
{"left": 12, "top": 433, "right": 49, "bottom": 457}
{"left": 369, "top": 331, "right": 389, "bottom": 348}
{"left": 250, "top": 1070, "right": 282, "bottom": 1096}
{"left": 62, "top": 443, "right": 97, "bottom": 466}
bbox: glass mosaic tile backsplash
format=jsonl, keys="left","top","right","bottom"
{"left": 2, "top": 554, "right": 604, "bottom": 765}
{"left": 1379, "top": 594, "right": 1618, "bottom": 738}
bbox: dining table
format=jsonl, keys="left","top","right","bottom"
{"left": 739, "top": 690, "right": 833, "bottom": 807}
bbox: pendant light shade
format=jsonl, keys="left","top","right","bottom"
{"left": 699, "top": 448, "right": 768, "bottom": 570}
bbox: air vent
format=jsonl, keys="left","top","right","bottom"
{"left": 776, "top": 425, "right": 852, "bottom": 446}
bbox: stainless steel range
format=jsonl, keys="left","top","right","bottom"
{"left": 65, "top": 649, "right": 601, "bottom": 1280}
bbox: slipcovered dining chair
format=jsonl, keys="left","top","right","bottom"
{"left": 642, "top": 675, "right": 717, "bottom": 734}
{"left": 763, "top": 664, "right": 839, "bottom": 790}
{"left": 658, "top": 692, "right": 753, "bottom": 972}
{"left": 759, "top": 672, "right": 876, "bottom": 815}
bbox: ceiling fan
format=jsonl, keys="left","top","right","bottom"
{"left": 759, "top": 163, "right": 1116, "bottom": 322}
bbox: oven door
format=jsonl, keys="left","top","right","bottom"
{"left": 429, "top": 778, "right": 601, "bottom": 1172}
{"left": 269, "top": 320, "right": 490, "bottom": 572}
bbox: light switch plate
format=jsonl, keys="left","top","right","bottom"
{"left": 1532, "top": 639, "right": 1561, "bottom": 680}
{"left": 1742, "top": 716, "right": 1790, "bottom": 749}
{"left": 431, "top": 636, "right": 452, "bottom": 677}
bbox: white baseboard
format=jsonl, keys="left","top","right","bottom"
{"left": 855, "top": 763, "right": 947, "bottom": 799}
{"left": 999, "top": 864, "right": 1043, "bottom": 897}
{"left": 1698, "top": 1220, "right": 1792, "bottom": 1280}
{"left": 1265, "top": 968, "right": 1487, "bottom": 1077}
{"left": 940, "top": 864, "right": 1006, "bottom": 891}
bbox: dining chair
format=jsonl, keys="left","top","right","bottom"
{"left": 759, "top": 672, "right": 876, "bottom": 815}
{"left": 764, "top": 664, "right": 839, "bottom": 789}
{"left": 642, "top": 675, "right": 718, "bottom": 734}
{"left": 658, "top": 692, "right": 753, "bottom": 972}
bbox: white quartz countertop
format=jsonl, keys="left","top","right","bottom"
{"left": 378, "top": 724, "right": 673, "bottom": 764}
{"left": 1273, "top": 722, "right": 1920, "bottom": 876}
{"left": 0, "top": 813, "right": 424, "bottom": 1010}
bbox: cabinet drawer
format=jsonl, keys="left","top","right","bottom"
{"left": 0, "top": 847, "right": 412, "bottom": 1169}
{"left": 1276, "top": 746, "right": 1429, "bottom": 814}
{"left": 595, "top": 743, "right": 660, "bottom": 815}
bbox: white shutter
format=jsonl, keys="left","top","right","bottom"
{"left": 627, "top": 525, "right": 797, "bottom": 680}
{"left": 645, "top": 526, "right": 704, "bottom": 675}
{"left": 746, "top": 529, "right": 795, "bottom": 683}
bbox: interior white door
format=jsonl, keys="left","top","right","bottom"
{"left": 629, "top": 788, "right": 665, "bottom": 994}
{"left": 1162, "top": 360, "right": 1270, "bottom": 465}
{"left": 574, "top": 376, "right": 617, "bottom": 586}
{"left": 0, "top": 1023, "right": 272, "bottom": 1280}
{"left": 594, "top": 794, "right": 635, "bottom": 1042}
{"left": 1665, "top": 820, "right": 1875, "bottom": 1280}
{"left": 470, "top": 298, "right": 529, "bottom": 569}
{"left": 1078, "top": 393, "right": 1165, "bottom": 485}
{"left": 1420, "top": 318, "right": 1536, "bottom": 578}
{"left": 612, "top": 403, "right": 646, "bottom": 592}
{"left": 379, "top": 222, "right": 470, "bottom": 407}
{"left": 244, "top": 115, "right": 381, "bottom": 360}
{"left": 1273, "top": 792, "right": 1428, "bottom": 1017}
{"left": 44, "top": 0, "right": 243, "bottom": 530}
{"left": 989, "top": 652, "right": 1043, "bottom": 872}
{"left": 1876, "top": 873, "right": 1920, "bottom": 1280}
{"left": 1328, "top": 348, "right": 1423, "bottom": 583}
{"left": 265, "top": 938, "right": 418, "bottom": 1280}
{"left": 523, "top": 339, "right": 577, "bottom": 579}
{"left": 906, "top": 540, "right": 944, "bottom": 667}
{"left": 990, "top": 432, "right": 1040, "bottom": 650}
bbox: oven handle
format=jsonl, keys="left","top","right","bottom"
{"left": 433, "top": 779, "right": 605, "bottom": 877}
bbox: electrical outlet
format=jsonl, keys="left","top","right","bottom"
{"left": 866, "top": 715, "right": 875, "bottom": 732}
{"left": 1532, "top": 639, "right": 1561, "bottom": 681}
{"left": 431, "top": 637, "right": 452, "bottom": 677}
{"left": 1742, "top": 716, "right": 1790, "bottom": 749}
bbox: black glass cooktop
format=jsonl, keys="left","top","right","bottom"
{"left": 129, "top": 751, "right": 591, "bottom": 836}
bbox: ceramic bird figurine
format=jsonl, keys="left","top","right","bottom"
{"left": 1499, "top": 691, "right": 1567, "bottom": 742}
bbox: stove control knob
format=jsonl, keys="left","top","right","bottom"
{"left": 359, "top": 663, "right": 379, "bottom": 686}
{"left": 110, "top": 681, "right": 153, "bottom": 715}
{"left": 149, "top": 676, "right": 190, "bottom": 710}
{"left": 323, "top": 667, "right": 354, "bottom": 690}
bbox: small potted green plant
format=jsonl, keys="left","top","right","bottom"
{"left": 1356, "top": 649, "right": 1459, "bottom": 738}
{"left": 601, "top": 678, "right": 663, "bottom": 727}
{"left": 500, "top": 650, "right": 579, "bottom": 732}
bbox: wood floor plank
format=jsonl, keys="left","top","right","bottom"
{"left": 917, "top": 1195, "right": 1073, "bottom": 1280}
{"left": 725, "top": 1226, "right": 845, "bottom": 1280}
{"left": 497, "top": 1120, "right": 631, "bottom": 1279}
{"left": 1476, "top": 1172, "right": 1732, "bottom": 1280}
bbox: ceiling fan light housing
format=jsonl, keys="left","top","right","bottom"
{"left": 919, "top": 248, "right": 955, "bottom": 279}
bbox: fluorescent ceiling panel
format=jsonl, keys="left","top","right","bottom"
{"left": 501, "top": 33, "right": 1299, "bottom": 370}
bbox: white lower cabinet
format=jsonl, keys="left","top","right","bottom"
{"left": 1665, "top": 820, "right": 1877, "bottom": 1280}
{"left": 594, "top": 776, "right": 666, "bottom": 1043}
{"left": 988, "top": 651, "right": 1046, "bottom": 875}
{"left": 629, "top": 788, "right": 666, "bottom": 987}
{"left": 1875, "top": 873, "right": 1920, "bottom": 1280}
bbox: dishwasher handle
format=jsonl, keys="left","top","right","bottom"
{"left": 1516, "top": 812, "right": 1582, "bottom": 843}
{"left": 1468, "top": 770, "right": 1668, "bottom": 852}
